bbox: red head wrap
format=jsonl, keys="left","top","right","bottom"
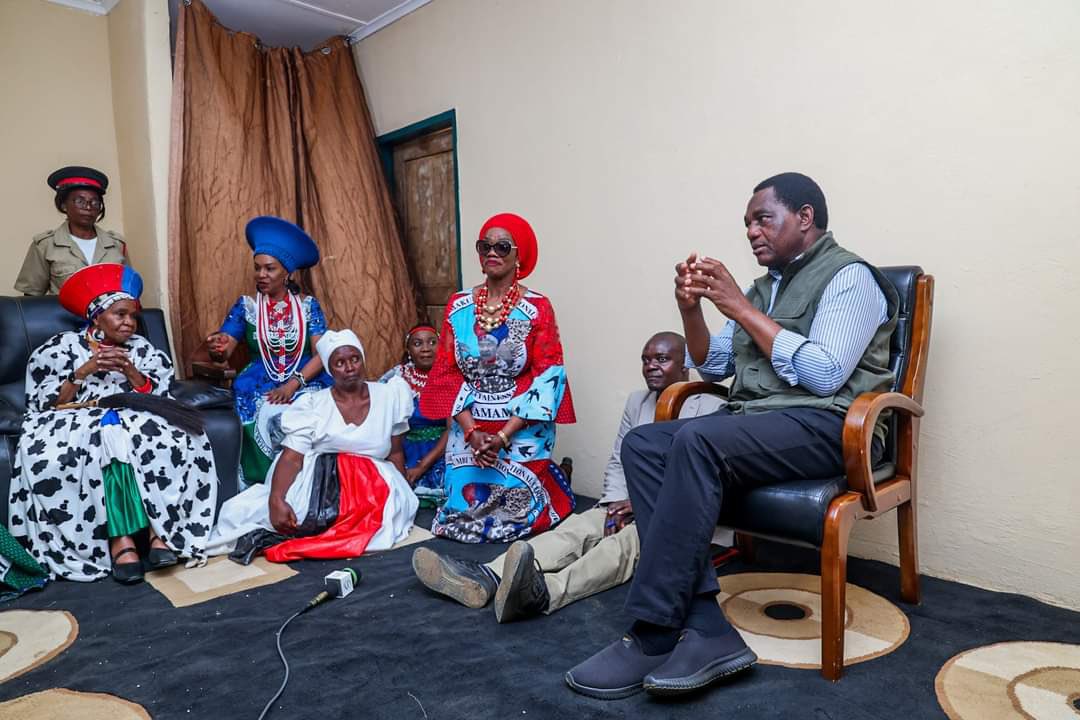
{"left": 58, "top": 263, "right": 143, "bottom": 320}
{"left": 479, "top": 213, "right": 537, "bottom": 280}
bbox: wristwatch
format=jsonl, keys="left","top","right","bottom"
{"left": 67, "top": 372, "right": 84, "bottom": 386}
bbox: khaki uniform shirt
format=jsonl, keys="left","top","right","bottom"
{"left": 14, "top": 221, "right": 128, "bottom": 295}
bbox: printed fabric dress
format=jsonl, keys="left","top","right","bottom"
{"left": 218, "top": 293, "right": 332, "bottom": 487}
{"left": 379, "top": 362, "right": 447, "bottom": 501}
{"left": 206, "top": 380, "right": 418, "bottom": 561}
{"left": 420, "top": 288, "right": 576, "bottom": 543}
{"left": 8, "top": 332, "right": 218, "bottom": 581}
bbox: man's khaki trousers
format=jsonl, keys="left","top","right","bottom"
{"left": 485, "top": 507, "right": 639, "bottom": 613}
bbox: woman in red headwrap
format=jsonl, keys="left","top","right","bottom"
{"left": 416, "top": 213, "right": 576, "bottom": 544}
{"left": 8, "top": 264, "right": 218, "bottom": 585}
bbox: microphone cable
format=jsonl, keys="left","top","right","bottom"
{"left": 257, "top": 607, "right": 304, "bottom": 720}
{"left": 256, "top": 571, "right": 356, "bottom": 719}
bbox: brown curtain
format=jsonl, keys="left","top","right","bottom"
{"left": 168, "top": 0, "right": 416, "bottom": 378}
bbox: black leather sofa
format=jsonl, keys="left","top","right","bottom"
{"left": 0, "top": 296, "right": 241, "bottom": 526}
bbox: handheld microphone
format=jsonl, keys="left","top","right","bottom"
{"left": 302, "top": 568, "right": 360, "bottom": 612}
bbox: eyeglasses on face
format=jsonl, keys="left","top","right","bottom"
{"left": 71, "top": 197, "right": 103, "bottom": 211}
{"left": 476, "top": 239, "right": 516, "bottom": 257}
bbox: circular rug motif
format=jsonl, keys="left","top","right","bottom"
{"left": 717, "top": 572, "right": 909, "bottom": 669}
{"left": 0, "top": 689, "right": 149, "bottom": 720}
{"left": 936, "top": 641, "right": 1080, "bottom": 719}
{"left": 0, "top": 610, "right": 78, "bottom": 683}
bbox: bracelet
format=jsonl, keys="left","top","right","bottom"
{"left": 67, "top": 372, "right": 84, "bottom": 387}
{"left": 291, "top": 372, "right": 306, "bottom": 388}
{"left": 496, "top": 430, "right": 511, "bottom": 448}
{"left": 463, "top": 426, "right": 477, "bottom": 442}
{"left": 132, "top": 377, "right": 153, "bottom": 394}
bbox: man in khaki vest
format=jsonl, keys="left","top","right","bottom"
{"left": 15, "top": 166, "right": 128, "bottom": 295}
{"left": 566, "top": 173, "right": 899, "bottom": 700}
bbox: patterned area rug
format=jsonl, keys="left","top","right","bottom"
{"left": 0, "top": 610, "right": 78, "bottom": 683}
{"left": 936, "top": 641, "right": 1080, "bottom": 719}
{"left": 0, "top": 688, "right": 149, "bottom": 719}
{"left": 718, "top": 572, "right": 909, "bottom": 669}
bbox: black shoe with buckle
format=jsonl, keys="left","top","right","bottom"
{"left": 565, "top": 633, "right": 673, "bottom": 700}
{"left": 412, "top": 546, "right": 498, "bottom": 608}
{"left": 494, "top": 541, "right": 550, "bottom": 623}
{"left": 643, "top": 627, "right": 757, "bottom": 696}
{"left": 111, "top": 547, "right": 144, "bottom": 585}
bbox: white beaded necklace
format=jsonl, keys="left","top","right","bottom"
{"left": 256, "top": 291, "right": 306, "bottom": 384}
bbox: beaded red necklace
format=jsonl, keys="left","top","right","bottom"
{"left": 474, "top": 282, "right": 521, "bottom": 333}
{"left": 400, "top": 362, "right": 428, "bottom": 392}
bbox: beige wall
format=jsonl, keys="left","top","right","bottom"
{"left": 107, "top": 0, "right": 173, "bottom": 310}
{"left": 0, "top": 0, "right": 126, "bottom": 293}
{"left": 354, "top": 0, "right": 1080, "bottom": 609}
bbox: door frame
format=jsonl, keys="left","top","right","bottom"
{"left": 376, "top": 109, "right": 463, "bottom": 291}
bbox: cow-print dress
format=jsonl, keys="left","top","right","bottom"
{"left": 8, "top": 331, "right": 218, "bottom": 581}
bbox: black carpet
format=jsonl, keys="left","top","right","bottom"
{"left": 3, "top": 501, "right": 1079, "bottom": 720}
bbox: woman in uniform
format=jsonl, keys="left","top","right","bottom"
{"left": 15, "top": 166, "right": 128, "bottom": 296}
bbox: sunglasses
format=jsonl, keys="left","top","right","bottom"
{"left": 476, "top": 239, "right": 517, "bottom": 258}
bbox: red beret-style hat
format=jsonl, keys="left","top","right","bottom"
{"left": 479, "top": 213, "right": 537, "bottom": 280}
{"left": 59, "top": 263, "right": 143, "bottom": 319}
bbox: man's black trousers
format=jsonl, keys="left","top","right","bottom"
{"left": 621, "top": 407, "right": 879, "bottom": 628}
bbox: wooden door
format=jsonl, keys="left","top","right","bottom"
{"left": 391, "top": 127, "right": 459, "bottom": 330}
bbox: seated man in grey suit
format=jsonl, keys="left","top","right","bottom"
{"left": 411, "top": 331, "right": 726, "bottom": 623}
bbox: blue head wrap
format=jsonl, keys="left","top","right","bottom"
{"left": 245, "top": 216, "right": 320, "bottom": 273}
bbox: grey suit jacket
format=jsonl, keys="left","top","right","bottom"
{"left": 599, "top": 388, "right": 725, "bottom": 504}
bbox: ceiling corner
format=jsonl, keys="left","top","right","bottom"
{"left": 348, "top": 0, "right": 430, "bottom": 43}
{"left": 44, "top": 0, "right": 121, "bottom": 16}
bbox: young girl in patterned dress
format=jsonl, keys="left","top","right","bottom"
{"left": 379, "top": 324, "right": 449, "bottom": 504}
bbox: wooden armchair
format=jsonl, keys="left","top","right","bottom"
{"left": 655, "top": 267, "right": 934, "bottom": 681}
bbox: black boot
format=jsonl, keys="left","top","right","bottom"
{"left": 494, "top": 541, "right": 550, "bottom": 623}
{"left": 412, "top": 547, "right": 499, "bottom": 608}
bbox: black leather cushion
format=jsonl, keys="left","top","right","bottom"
{"left": 0, "top": 436, "right": 13, "bottom": 526}
{"left": 878, "top": 266, "right": 922, "bottom": 466}
{"left": 0, "top": 397, "right": 21, "bottom": 435}
{"left": 724, "top": 464, "right": 896, "bottom": 547}
{"left": 201, "top": 406, "right": 242, "bottom": 509}
{"left": 170, "top": 380, "right": 234, "bottom": 410}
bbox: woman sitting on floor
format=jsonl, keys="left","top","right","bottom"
{"left": 205, "top": 216, "right": 332, "bottom": 487}
{"left": 379, "top": 324, "right": 449, "bottom": 503}
{"left": 207, "top": 330, "right": 418, "bottom": 563}
{"left": 8, "top": 264, "right": 218, "bottom": 584}
{"left": 420, "top": 213, "right": 576, "bottom": 544}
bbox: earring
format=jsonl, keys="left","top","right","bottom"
{"left": 89, "top": 326, "right": 105, "bottom": 343}
{"left": 514, "top": 262, "right": 521, "bottom": 281}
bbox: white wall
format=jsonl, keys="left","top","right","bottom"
{"left": 354, "top": 0, "right": 1080, "bottom": 609}
{"left": 0, "top": 0, "right": 170, "bottom": 306}
{"left": 0, "top": 0, "right": 126, "bottom": 293}
{"left": 107, "top": 0, "right": 174, "bottom": 311}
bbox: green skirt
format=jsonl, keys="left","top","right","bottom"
{"left": 103, "top": 460, "right": 149, "bottom": 538}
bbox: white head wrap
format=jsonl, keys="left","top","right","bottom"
{"left": 316, "top": 329, "right": 365, "bottom": 370}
